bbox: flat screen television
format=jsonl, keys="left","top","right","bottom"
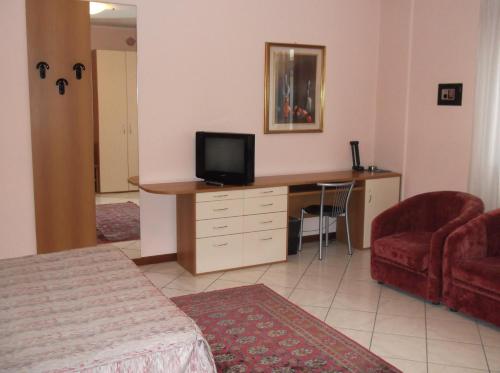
{"left": 196, "top": 131, "right": 255, "bottom": 185}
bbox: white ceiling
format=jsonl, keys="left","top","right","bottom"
{"left": 90, "top": 2, "right": 137, "bottom": 28}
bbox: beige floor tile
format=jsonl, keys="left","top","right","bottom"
{"left": 300, "top": 305, "right": 329, "bottom": 321}
{"left": 143, "top": 271, "right": 178, "bottom": 289}
{"left": 166, "top": 274, "right": 219, "bottom": 292}
{"left": 478, "top": 322, "right": 500, "bottom": 347}
{"left": 335, "top": 327, "right": 372, "bottom": 349}
{"left": 219, "top": 268, "right": 264, "bottom": 283}
{"left": 288, "top": 288, "right": 335, "bottom": 307}
{"left": 331, "top": 291, "right": 380, "bottom": 312}
{"left": 337, "top": 278, "right": 381, "bottom": 296}
{"left": 295, "top": 274, "right": 342, "bottom": 292}
{"left": 259, "top": 283, "right": 294, "bottom": 298}
{"left": 343, "top": 266, "right": 374, "bottom": 281}
{"left": 370, "top": 333, "right": 427, "bottom": 362}
{"left": 304, "top": 264, "right": 347, "bottom": 279}
{"left": 205, "top": 279, "right": 250, "bottom": 292}
{"left": 121, "top": 247, "right": 141, "bottom": 259}
{"left": 377, "top": 296, "right": 425, "bottom": 318}
{"left": 325, "top": 309, "right": 376, "bottom": 332}
{"left": 161, "top": 287, "right": 194, "bottom": 298}
{"left": 380, "top": 286, "right": 421, "bottom": 301}
{"left": 427, "top": 339, "right": 488, "bottom": 370}
{"left": 385, "top": 358, "right": 427, "bottom": 373}
{"left": 374, "top": 314, "right": 426, "bottom": 338}
{"left": 142, "top": 261, "right": 188, "bottom": 276}
{"left": 259, "top": 271, "right": 301, "bottom": 288}
{"left": 428, "top": 363, "right": 489, "bottom": 373}
{"left": 485, "top": 345, "right": 500, "bottom": 371}
{"left": 266, "top": 262, "right": 309, "bottom": 275}
{"left": 426, "top": 303, "right": 478, "bottom": 323}
{"left": 426, "top": 317, "right": 481, "bottom": 344}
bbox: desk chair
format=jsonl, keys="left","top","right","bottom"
{"left": 298, "top": 181, "right": 355, "bottom": 260}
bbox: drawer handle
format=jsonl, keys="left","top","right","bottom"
{"left": 260, "top": 203, "right": 274, "bottom": 207}
{"left": 261, "top": 237, "right": 273, "bottom": 241}
{"left": 260, "top": 220, "right": 273, "bottom": 224}
{"left": 261, "top": 190, "right": 274, "bottom": 194}
{"left": 213, "top": 207, "right": 229, "bottom": 211}
{"left": 213, "top": 242, "right": 229, "bottom": 247}
{"left": 213, "top": 194, "right": 229, "bottom": 198}
{"left": 213, "top": 225, "right": 228, "bottom": 229}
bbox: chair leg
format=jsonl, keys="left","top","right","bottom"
{"left": 298, "top": 209, "right": 305, "bottom": 252}
{"left": 325, "top": 216, "right": 329, "bottom": 247}
{"left": 345, "top": 211, "right": 352, "bottom": 255}
{"left": 319, "top": 213, "right": 324, "bottom": 261}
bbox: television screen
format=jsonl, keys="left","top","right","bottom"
{"left": 196, "top": 132, "right": 255, "bottom": 185}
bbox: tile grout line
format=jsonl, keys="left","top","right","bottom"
{"left": 367, "top": 277, "right": 382, "bottom": 351}
{"left": 285, "top": 246, "right": 323, "bottom": 301}
{"left": 424, "top": 301, "right": 429, "bottom": 373}
{"left": 324, "top": 249, "right": 354, "bottom": 322}
{"left": 476, "top": 322, "right": 492, "bottom": 373}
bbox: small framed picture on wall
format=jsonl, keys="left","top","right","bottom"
{"left": 437, "top": 83, "right": 463, "bottom": 106}
{"left": 264, "top": 42, "right": 325, "bottom": 134}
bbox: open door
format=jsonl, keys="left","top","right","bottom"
{"left": 26, "top": 0, "right": 96, "bottom": 253}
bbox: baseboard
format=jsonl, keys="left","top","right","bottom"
{"left": 133, "top": 253, "right": 177, "bottom": 266}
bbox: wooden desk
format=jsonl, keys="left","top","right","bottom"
{"left": 133, "top": 170, "right": 401, "bottom": 275}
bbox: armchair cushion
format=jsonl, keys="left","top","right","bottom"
{"left": 452, "top": 257, "right": 500, "bottom": 295}
{"left": 372, "top": 231, "right": 432, "bottom": 272}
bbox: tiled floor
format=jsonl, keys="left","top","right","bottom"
{"left": 100, "top": 240, "right": 141, "bottom": 259}
{"left": 137, "top": 241, "right": 500, "bottom": 373}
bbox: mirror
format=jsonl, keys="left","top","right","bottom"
{"left": 90, "top": 2, "right": 141, "bottom": 259}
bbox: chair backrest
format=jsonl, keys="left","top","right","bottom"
{"left": 317, "top": 181, "right": 355, "bottom": 217}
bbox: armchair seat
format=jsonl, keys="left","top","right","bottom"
{"left": 372, "top": 231, "right": 432, "bottom": 272}
{"left": 452, "top": 257, "right": 500, "bottom": 296}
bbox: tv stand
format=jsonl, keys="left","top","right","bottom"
{"left": 204, "top": 180, "right": 224, "bottom": 187}
{"left": 134, "top": 170, "right": 401, "bottom": 275}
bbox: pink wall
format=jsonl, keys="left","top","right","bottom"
{"left": 91, "top": 25, "right": 137, "bottom": 51}
{"left": 0, "top": 1, "right": 37, "bottom": 259}
{"left": 375, "top": 0, "right": 481, "bottom": 198}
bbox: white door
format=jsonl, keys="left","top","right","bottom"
{"left": 96, "top": 50, "right": 129, "bottom": 192}
{"left": 126, "top": 51, "right": 139, "bottom": 191}
{"left": 363, "top": 177, "right": 401, "bottom": 248}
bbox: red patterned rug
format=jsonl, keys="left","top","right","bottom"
{"left": 96, "top": 202, "right": 140, "bottom": 244}
{"left": 171, "top": 284, "right": 400, "bottom": 373}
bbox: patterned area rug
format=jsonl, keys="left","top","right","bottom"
{"left": 96, "top": 202, "right": 140, "bottom": 243}
{"left": 171, "top": 284, "right": 400, "bottom": 373}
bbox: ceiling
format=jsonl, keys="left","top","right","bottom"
{"left": 90, "top": 2, "right": 137, "bottom": 28}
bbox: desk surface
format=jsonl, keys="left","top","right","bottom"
{"left": 130, "top": 170, "right": 401, "bottom": 195}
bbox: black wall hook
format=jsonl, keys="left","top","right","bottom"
{"left": 36, "top": 61, "right": 50, "bottom": 79}
{"left": 56, "top": 78, "right": 69, "bottom": 95}
{"left": 73, "top": 63, "right": 86, "bottom": 80}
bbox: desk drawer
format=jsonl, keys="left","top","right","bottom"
{"left": 196, "top": 199, "right": 243, "bottom": 220}
{"left": 243, "top": 228, "right": 286, "bottom": 266}
{"left": 244, "top": 186, "right": 288, "bottom": 198}
{"left": 196, "top": 216, "right": 243, "bottom": 238}
{"left": 243, "top": 195, "right": 287, "bottom": 215}
{"left": 196, "top": 234, "right": 243, "bottom": 273}
{"left": 243, "top": 212, "right": 287, "bottom": 233}
{"left": 196, "top": 190, "right": 244, "bottom": 202}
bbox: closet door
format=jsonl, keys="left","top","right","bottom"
{"left": 96, "top": 50, "right": 129, "bottom": 192}
{"left": 126, "top": 51, "right": 139, "bottom": 191}
{"left": 26, "top": 0, "right": 96, "bottom": 253}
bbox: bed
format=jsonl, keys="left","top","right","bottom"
{"left": 0, "top": 247, "right": 216, "bottom": 372}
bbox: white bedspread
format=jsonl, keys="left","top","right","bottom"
{"left": 0, "top": 247, "right": 215, "bottom": 372}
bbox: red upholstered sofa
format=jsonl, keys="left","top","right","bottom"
{"left": 443, "top": 209, "right": 500, "bottom": 326}
{"left": 371, "top": 191, "right": 484, "bottom": 303}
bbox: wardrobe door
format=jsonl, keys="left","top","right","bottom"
{"left": 126, "top": 51, "right": 139, "bottom": 191}
{"left": 26, "top": 0, "right": 96, "bottom": 253}
{"left": 95, "top": 50, "right": 129, "bottom": 192}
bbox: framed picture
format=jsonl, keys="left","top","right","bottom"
{"left": 437, "top": 83, "right": 463, "bottom": 106}
{"left": 264, "top": 42, "right": 325, "bottom": 134}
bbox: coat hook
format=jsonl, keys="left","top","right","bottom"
{"left": 73, "top": 63, "right": 86, "bottom": 80}
{"left": 56, "top": 78, "right": 69, "bottom": 95}
{"left": 36, "top": 61, "right": 50, "bottom": 79}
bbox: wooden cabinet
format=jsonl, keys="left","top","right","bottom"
{"left": 93, "top": 50, "right": 138, "bottom": 193}
{"left": 180, "top": 187, "right": 289, "bottom": 274}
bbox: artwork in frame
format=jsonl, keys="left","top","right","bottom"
{"left": 264, "top": 42, "right": 325, "bottom": 134}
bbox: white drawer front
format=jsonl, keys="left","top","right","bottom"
{"left": 196, "top": 216, "right": 243, "bottom": 238}
{"left": 244, "top": 186, "right": 288, "bottom": 198}
{"left": 196, "top": 190, "right": 244, "bottom": 202}
{"left": 196, "top": 199, "right": 243, "bottom": 220}
{"left": 243, "top": 195, "right": 287, "bottom": 215}
{"left": 243, "top": 228, "right": 287, "bottom": 266}
{"left": 243, "top": 212, "right": 287, "bottom": 233}
{"left": 196, "top": 234, "right": 243, "bottom": 273}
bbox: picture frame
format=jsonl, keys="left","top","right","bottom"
{"left": 437, "top": 83, "right": 463, "bottom": 106}
{"left": 264, "top": 42, "right": 325, "bottom": 134}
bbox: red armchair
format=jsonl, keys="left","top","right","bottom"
{"left": 371, "top": 191, "right": 484, "bottom": 303}
{"left": 443, "top": 209, "right": 500, "bottom": 326}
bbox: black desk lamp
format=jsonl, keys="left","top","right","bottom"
{"left": 350, "top": 141, "right": 365, "bottom": 171}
